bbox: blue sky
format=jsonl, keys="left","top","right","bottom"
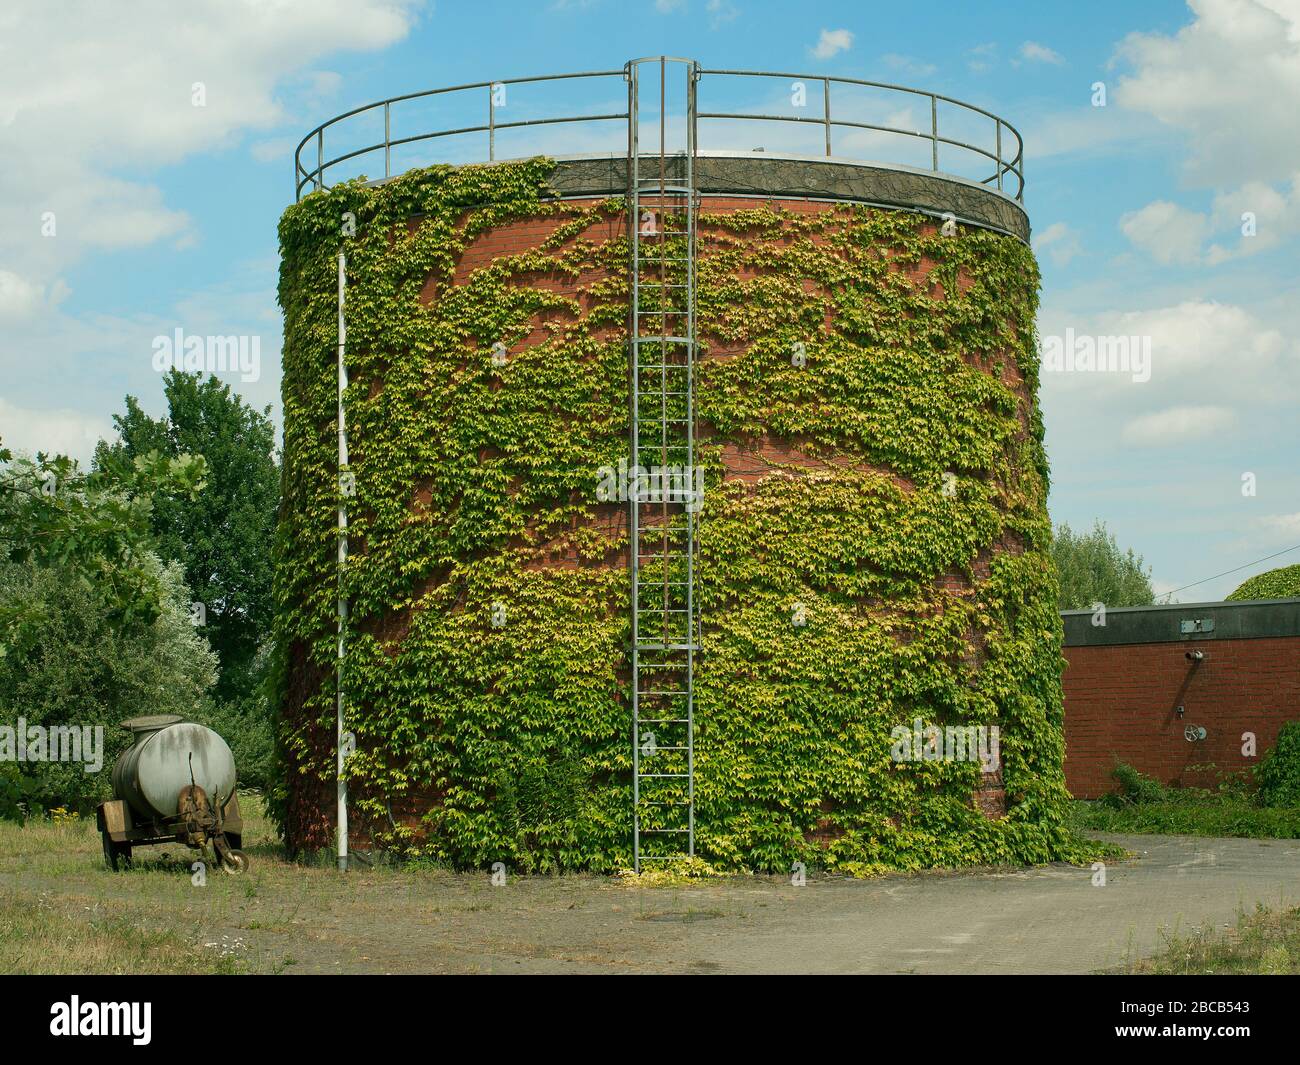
{"left": 2, "top": 0, "right": 1298, "bottom": 601}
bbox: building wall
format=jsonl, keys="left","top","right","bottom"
{"left": 1060, "top": 600, "right": 1300, "bottom": 798}
{"left": 277, "top": 156, "right": 1072, "bottom": 869}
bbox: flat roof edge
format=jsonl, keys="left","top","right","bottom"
{"left": 1061, "top": 597, "right": 1300, "bottom": 647}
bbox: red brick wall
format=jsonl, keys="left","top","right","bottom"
{"left": 1061, "top": 637, "right": 1300, "bottom": 798}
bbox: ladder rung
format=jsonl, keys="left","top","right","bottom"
{"left": 637, "top": 718, "right": 690, "bottom": 724}
{"left": 638, "top": 773, "right": 690, "bottom": 778}
{"left": 639, "top": 828, "right": 691, "bottom": 834}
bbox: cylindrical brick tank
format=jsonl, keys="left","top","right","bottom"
{"left": 274, "top": 62, "right": 1084, "bottom": 873}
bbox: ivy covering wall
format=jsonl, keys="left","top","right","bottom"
{"left": 273, "top": 157, "right": 1090, "bottom": 873}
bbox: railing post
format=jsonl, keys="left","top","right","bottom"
{"left": 488, "top": 83, "right": 495, "bottom": 161}
{"left": 995, "top": 119, "right": 1002, "bottom": 191}
{"left": 385, "top": 101, "right": 391, "bottom": 179}
{"left": 930, "top": 95, "right": 938, "bottom": 171}
{"left": 823, "top": 78, "right": 831, "bottom": 156}
{"left": 317, "top": 129, "right": 324, "bottom": 190}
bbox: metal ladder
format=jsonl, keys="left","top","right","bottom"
{"left": 626, "top": 58, "right": 700, "bottom": 872}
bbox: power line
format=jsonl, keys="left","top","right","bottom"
{"left": 1160, "top": 541, "right": 1300, "bottom": 600}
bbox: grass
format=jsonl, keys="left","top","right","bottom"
{"left": 0, "top": 793, "right": 293, "bottom": 974}
{"left": 3, "top": 784, "right": 1290, "bottom": 974}
{"left": 1070, "top": 763, "right": 1300, "bottom": 839}
{"left": 1071, "top": 795, "right": 1300, "bottom": 838}
{"left": 1124, "top": 903, "right": 1300, "bottom": 974}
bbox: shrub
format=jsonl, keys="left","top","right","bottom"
{"left": 1226, "top": 564, "right": 1300, "bottom": 602}
{"left": 1102, "top": 762, "right": 1167, "bottom": 807}
{"left": 1257, "top": 722, "right": 1300, "bottom": 808}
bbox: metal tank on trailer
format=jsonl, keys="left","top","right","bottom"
{"left": 97, "top": 715, "right": 248, "bottom": 873}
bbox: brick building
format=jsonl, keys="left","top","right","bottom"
{"left": 1060, "top": 598, "right": 1300, "bottom": 798}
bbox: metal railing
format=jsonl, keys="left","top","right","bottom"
{"left": 294, "top": 61, "right": 1024, "bottom": 203}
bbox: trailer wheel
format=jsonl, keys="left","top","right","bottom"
{"left": 220, "top": 849, "right": 249, "bottom": 875}
{"left": 102, "top": 833, "right": 132, "bottom": 871}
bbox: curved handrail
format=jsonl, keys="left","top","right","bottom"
{"left": 293, "top": 61, "right": 1024, "bottom": 204}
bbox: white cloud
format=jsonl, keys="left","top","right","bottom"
{"left": 1020, "top": 41, "right": 1065, "bottom": 65}
{"left": 706, "top": 0, "right": 738, "bottom": 29}
{"left": 1118, "top": 177, "right": 1300, "bottom": 265}
{"left": 1038, "top": 299, "right": 1297, "bottom": 445}
{"left": 1114, "top": 0, "right": 1300, "bottom": 186}
{"left": 811, "top": 29, "right": 854, "bottom": 60}
{"left": 0, "top": 0, "right": 419, "bottom": 290}
{"left": 1206, "top": 175, "right": 1300, "bottom": 260}
{"left": 0, "top": 270, "right": 46, "bottom": 319}
{"left": 1055, "top": 300, "right": 1288, "bottom": 384}
{"left": 1119, "top": 200, "right": 1211, "bottom": 264}
{"left": 0, "top": 266, "right": 284, "bottom": 463}
{"left": 0, "top": 269, "right": 71, "bottom": 321}
{"left": 1255, "top": 512, "right": 1300, "bottom": 539}
{"left": 966, "top": 42, "right": 998, "bottom": 73}
{"left": 882, "top": 53, "right": 937, "bottom": 78}
{"left": 1018, "top": 105, "right": 1163, "bottom": 161}
{"left": 1121, "top": 404, "right": 1236, "bottom": 445}
{"left": 0, "top": 0, "right": 418, "bottom": 456}
{"left": 1032, "top": 222, "right": 1083, "bottom": 267}
{"left": 0, "top": 396, "right": 114, "bottom": 464}
{"left": 250, "top": 136, "right": 301, "bottom": 164}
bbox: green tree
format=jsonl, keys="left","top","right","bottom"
{"left": 94, "top": 372, "right": 280, "bottom": 701}
{"left": 0, "top": 441, "right": 216, "bottom": 817}
{"left": 1051, "top": 520, "right": 1155, "bottom": 610}
{"left": 0, "top": 443, "right": 208, "bottom": 649}
{"left": 0, "top": 555, "right": 218, "bottom": 818}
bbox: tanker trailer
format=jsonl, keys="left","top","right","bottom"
{"left": 96, "top": 715, "right": 248, "bottom": 873}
